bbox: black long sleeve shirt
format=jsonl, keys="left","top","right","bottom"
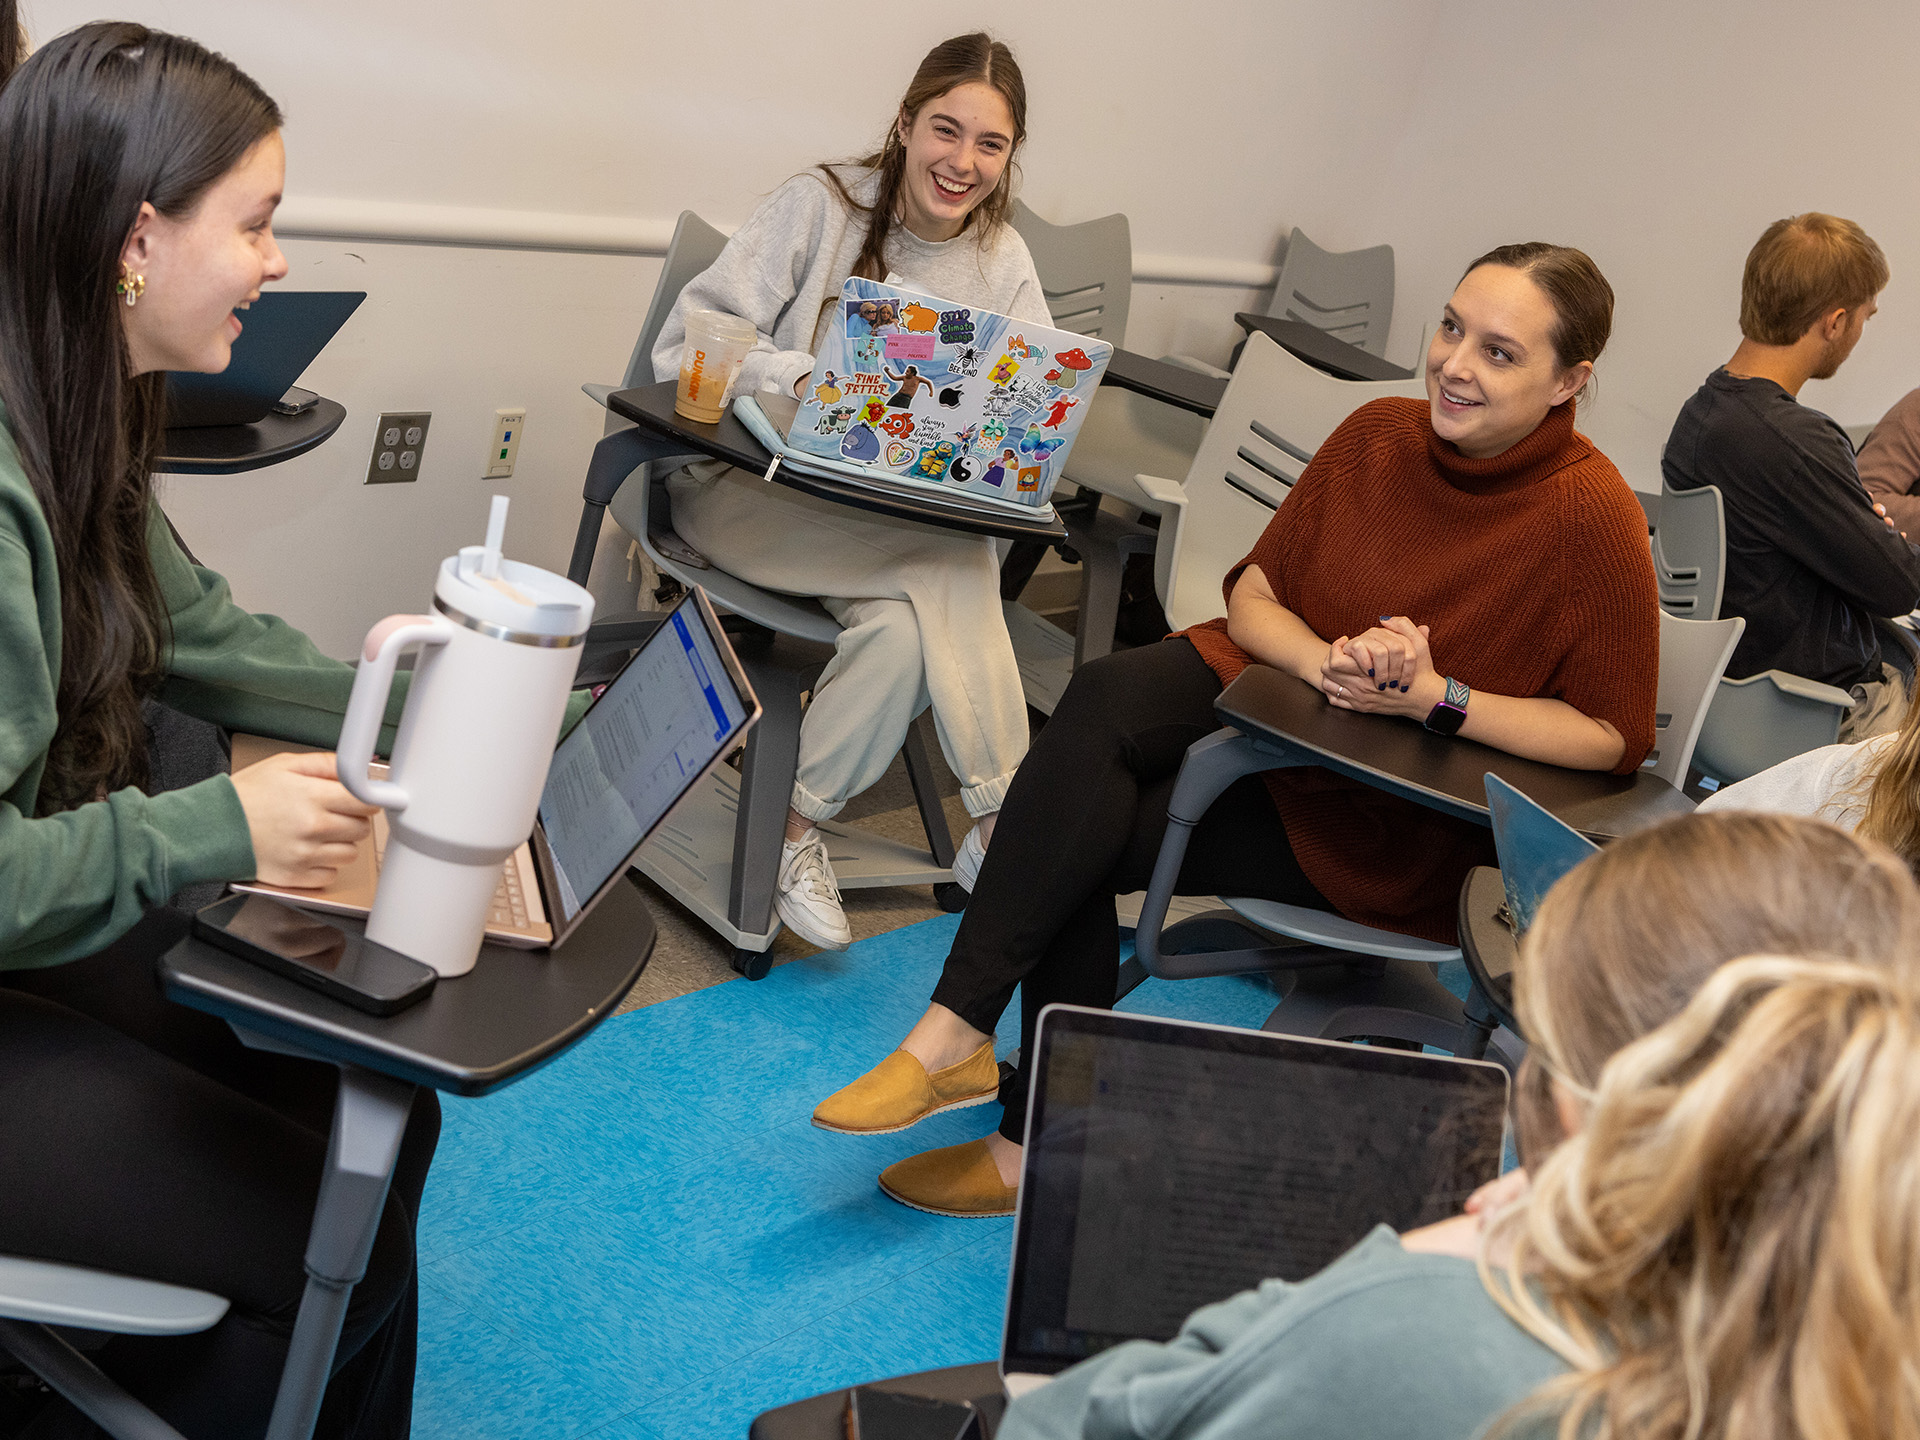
{"left": 1663, "top": 368, "right": 1920, "bottom": 688}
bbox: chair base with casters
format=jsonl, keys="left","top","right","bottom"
{"left": 576, "top": 425, "right": 963, "bottom": 978}
{"left": 1117, "top": 726, "right": 1525, "bottom": 1065}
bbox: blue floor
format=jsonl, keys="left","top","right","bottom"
{"left": 413, "top": 913, "right": 1284, "bottom": 1439}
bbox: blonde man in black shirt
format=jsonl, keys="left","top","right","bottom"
{"left": 1664, "top": 212, "right": 1920, "bottom": 740}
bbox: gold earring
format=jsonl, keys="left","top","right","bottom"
{"left": 115, "top": 264, "right": 145, "bottom": 308}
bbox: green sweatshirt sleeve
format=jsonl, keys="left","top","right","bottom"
{"left": 0, "top": 522, "right": 255, "bottom": 969}
{"left": 147, "top": 504, "right": 410, "bottom": 744}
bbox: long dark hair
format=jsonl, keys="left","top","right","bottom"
{"left": 0, "top": 25, "right": 280, "bottom": 812}
{"left": 817, "top": 32, "right": 1027, "bottom": 282}
{"left": 0, "top": 0, "right": 21, "bottom": 89}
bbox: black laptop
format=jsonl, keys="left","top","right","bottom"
{"left": 165, "top": 290, "right": 364, "bottom": 428}
{"left": 1000, "top": 1005, "right": 1510, "bottom": 1393}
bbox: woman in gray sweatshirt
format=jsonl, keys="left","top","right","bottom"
{"left": 651, "top": 33, "right": 1050, "bottom": 952}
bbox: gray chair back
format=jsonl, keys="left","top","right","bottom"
{"left": 1653, "top": 481, "right": 1726, "bottom": 618}
{"left": 1266, "top": 227, "right": 1394, "bottom": 357}
{"left": 606, "top": 210, "right": 730, "bottom": 434}
{"left": 1008, "top": 201, "right": 1131, "bottom": 344}
{"left": 1645, "top": 610, "right": 1744, "bottom": 787}
{"left": 1157, "top": 331, "right": 1425, "bottom": 630}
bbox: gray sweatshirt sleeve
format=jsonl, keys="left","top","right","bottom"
{"left": 650, "top": 174, "right": 836, "bottom": 397}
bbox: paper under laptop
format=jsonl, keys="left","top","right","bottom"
{"left": 231, "top": 588, "right": 758, "bottom": 949}
{"left": 998, "top": 1005, "right": 1509, "bottom": 1395}
{"left": 732, "top": 276, "right": 1112, "bottom": 520}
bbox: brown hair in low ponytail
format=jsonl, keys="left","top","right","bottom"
{"left": 817, "top": 32, "right": 1028, "bottom": 282}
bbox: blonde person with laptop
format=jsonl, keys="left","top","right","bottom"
{"left": 651, "top": 32, "right": 1051, "bottom": 950}
{"left": 1000, "top": 812, "right": 1920, "bottom": 1440}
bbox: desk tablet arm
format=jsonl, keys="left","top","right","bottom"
{"left": 1132, "top": 727, "right": 1313, "bottom": 980}
{"left": 567, "top": 416, "right": 705, "bottom": 590}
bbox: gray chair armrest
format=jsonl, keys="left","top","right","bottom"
{"left": 1738, "top": 670, "right": 1856, "bottom": 708}
{"left": 582, "top": 382, "right": 618, "bottom": 407}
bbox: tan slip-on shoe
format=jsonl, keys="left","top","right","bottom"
{"left": 878, "top": 1138, "right": 1017, "bottom": 1218}
{"left": 812, "top": 1041, "right": 999, "bottom": 1135}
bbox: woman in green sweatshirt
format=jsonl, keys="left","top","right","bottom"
{"left": 1000, "top": 813, "right": 1920, "bottom": 1440}
{"left": 0, "top": 25, "right": 430, "bottom": 1436}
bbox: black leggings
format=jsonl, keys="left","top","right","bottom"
{"left": 0, "top": 909, "right": 439, "bottom": 1439}
{"left": 931, "top": 639, "right": 1332, "bottom": 1141}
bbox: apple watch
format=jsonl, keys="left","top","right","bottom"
{"left": 1424, "top": 676, "right": 1470, "bottom": 736}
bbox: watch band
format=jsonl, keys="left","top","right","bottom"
{"left": 1424, "top": 676, "right": 1471, "bottom": 736}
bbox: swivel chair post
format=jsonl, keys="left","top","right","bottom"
{"left": 1130, "top": 729, "right": 1323, "bottom": 983}
{"left": 265, "top": 1062, "right": 416, "bottom": 1440}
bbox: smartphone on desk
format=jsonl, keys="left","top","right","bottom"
{"left": 193, "top": 893, "right": 437, "bottom": 1016}
{"left": 844, "top": 1388, "right": 982, "bottom": 1440}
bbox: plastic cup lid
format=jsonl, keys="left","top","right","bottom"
{"left": 686, "top": 309, "right": 758, "bottom": 344}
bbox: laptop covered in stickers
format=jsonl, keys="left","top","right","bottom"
{"left": 732, "top": 275, "right": 1113, "bottom": 520}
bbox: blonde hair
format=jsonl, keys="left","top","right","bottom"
{"left": 1482, "top": 813, "right": 1920, "bottom": 1439}
{"left": 1850, "top": 697, "right": 1920, "bottom": 871}
{"left": 1507, "top": 811, "right": 1920, "bottom": 1162}
{"left": 1486, "top": 956, "right": 1920, "bottom": 1440}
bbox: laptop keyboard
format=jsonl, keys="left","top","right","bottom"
{"left": 490, "top": 862, "right": 531, "bottom": 929}
{"left": 373, "top": 828, "right": 528, "bottom": 930}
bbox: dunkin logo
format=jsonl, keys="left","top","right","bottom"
{"left": 687, "top": 347, "right": 708, "bottom": 398}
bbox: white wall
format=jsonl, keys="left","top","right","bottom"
{"left": 20, "top": 0, "right": 1920, "bottom": 650}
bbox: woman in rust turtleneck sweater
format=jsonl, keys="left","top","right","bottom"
{"left": 816, "top": 243, "right": 1660, "bottom": 1218}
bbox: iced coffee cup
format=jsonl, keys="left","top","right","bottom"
{"left": 675, "top": 310, "right": 758, "bottom": 423}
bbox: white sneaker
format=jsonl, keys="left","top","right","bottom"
{"left": 950, "top": 822, "right": 990, "bottom": 894}
{"left": 777, "top": 829, "right": 852, "bottom": 950}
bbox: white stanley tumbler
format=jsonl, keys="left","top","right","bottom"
{"left": 335, "top": 497, "right": 594, "bottom": 976}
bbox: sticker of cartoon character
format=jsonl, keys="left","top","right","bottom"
{"left": 988, "top": 353, "right": 1021, "bottom": 386}
{"left": 841, "top": 422, "right": 881, "bottom": 463}
{"left": 879, "top": 411, "right": 917, "bottom": 441}
{"left": 913, "top": 440, "right": 959, "bottom": 480}
{"left": 980, "top": 447, "right": 1017, "bottom": 488}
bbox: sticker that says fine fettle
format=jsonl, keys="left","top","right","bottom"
{"left": 884, "top": 333, "right": 937, "bottom": 360}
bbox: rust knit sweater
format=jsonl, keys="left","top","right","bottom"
{"left": 1183, "top": 397, "right": 1658, "bottom": 942}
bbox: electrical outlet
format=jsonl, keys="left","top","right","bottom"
{"left": 485, "top": 407, "right": 525, "bottom": 479}
{"left": 367, "top": 411, "right": 431, "bottom": 484}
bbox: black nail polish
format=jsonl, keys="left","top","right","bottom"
{"left": 1368, "top": 668, "right": 1375, "bottom": 677}
{"left": 1378, "top": 683, "right": 1387, "bottom": 691}
{"left": 1400, "top": 684, "right": 1411, "bottom": 693}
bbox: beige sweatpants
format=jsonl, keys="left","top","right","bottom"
{"left": 666, "top": 463, "right": 1028, "bottom": 822}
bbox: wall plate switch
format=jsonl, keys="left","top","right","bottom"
{"left": 486, "top": 408, "right": 525, "bottom": 479}
{"left": 367, "top": 411, "right": 430, "bottom": 484}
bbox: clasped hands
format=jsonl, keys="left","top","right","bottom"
{"left": 1318, "top": 614, "right": 1446, "bottom": 719}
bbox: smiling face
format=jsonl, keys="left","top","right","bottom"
{"left": 1426, "top": 263, "right": 1591, "bottom": 459}
{"left": 119, "top": 129, "right": 289, "bottom": 375}
{"left": 894, "top": 81, "right": 1015, "bottom": 243}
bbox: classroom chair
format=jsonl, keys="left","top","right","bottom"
{"left": 1169, "top": 226, "right": 1397, "bottom": 378}
{"left": 1133, "top": 330, "right": 1426, "bottom": 635}
{"left": 570, "top": 212, "right": 962, "bottom": 979}
{"left": 1653, "top": 480, "right": 1858, "bottom": 783}
{"left": 0, "top": 1258, "right": 227, "bottom": 1439}
{"left": 1001, "top": 202, "right": 1197, "bottom": 711}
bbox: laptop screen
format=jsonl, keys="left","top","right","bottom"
{"left": 537, "top": 598, "right": 752, "bottom": 921}
{"left": 1004, "top": 1008, "right": 1509, "bottom": 1374}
